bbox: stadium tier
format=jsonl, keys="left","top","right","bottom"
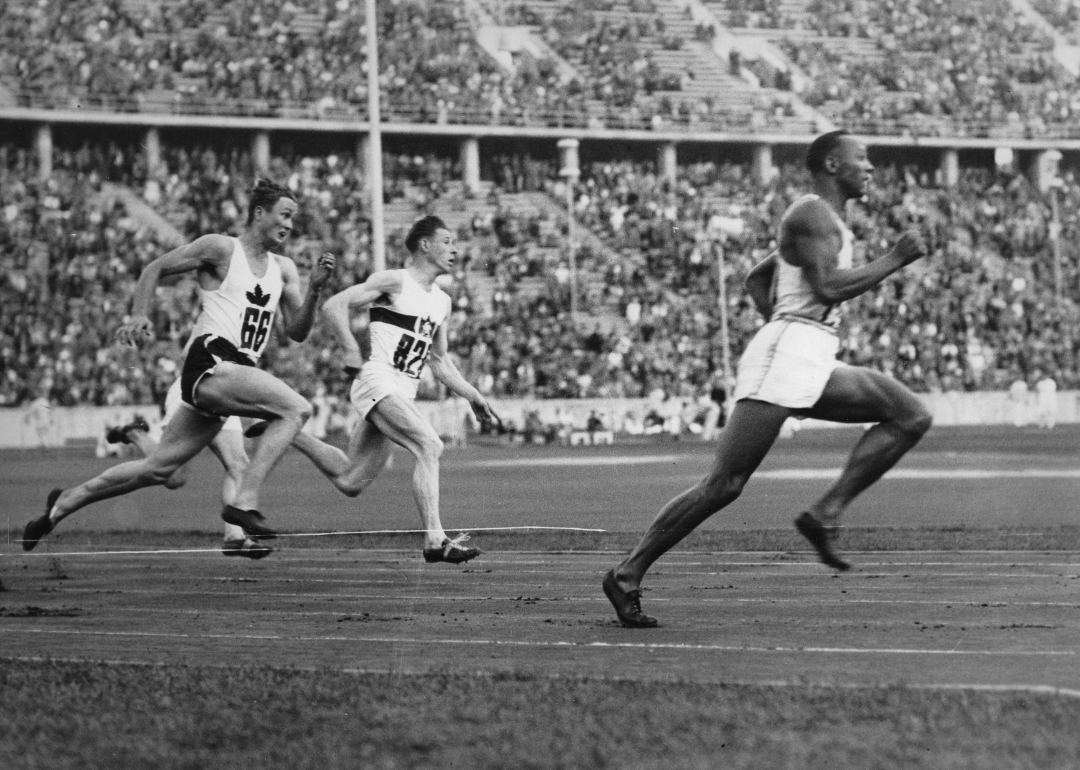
{"left": 2, "top": 0, "right": 1079, "bottom": 137}
{"left": 2, "top": 133, "right": 1079, "bottom": 409}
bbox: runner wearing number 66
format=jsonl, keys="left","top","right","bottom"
{"left": 247, "top": 215, "right": 501, "bottom": 564}
{"left": 23, "top": 179, "right": 334, "bottom": 552}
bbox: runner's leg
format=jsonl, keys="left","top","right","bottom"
{"left": 366, "top": 394, "right": 447, "bottom": 550}
{"left": 802, "top": 366, "right": 932, "bottom": 522}
{"left": 194, "top": 363, "right": 312, "bottom": 512}
{"left": 126, "top": 429, "right": 190, "bottom": 490}
{"left": 292, "top": 419, "right": 392, "bottom": 498}
{"left": 50, "top": 408, "right": 223, "bottom": 523}
{"left": 208, "top": 427, "right": 249, "bottom": 541}
{"left": 614, "top": 399, "right": 792, "bottom": 592}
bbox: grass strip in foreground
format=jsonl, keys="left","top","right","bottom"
{"left": 1, "top": 659, "right": 1078, "bottom": 770}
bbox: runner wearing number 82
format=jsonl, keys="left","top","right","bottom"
{"left": 250, "top": 215, "right": 501, "bottom": 563}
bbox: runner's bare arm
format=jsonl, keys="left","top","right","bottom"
{"left": 278, "top": 252, "right": 335, "bottom": 342}
{"left": 321, "top": 271, "right": 403, "bottom": 374}
{"left": 117, "top": 234, "right": 233, "bottom": 348}
{"left": 745, "top": 252, "right": 777, "bottom": 319}
{"left": 783, "top": 200, "right": 925, "bottom": 304}
{"left": 428, "top": 323, "right": 502, "bottom": 430}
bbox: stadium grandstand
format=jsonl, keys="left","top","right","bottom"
{"left": 2, "top": 0, "right": 1080, "bottom": 417}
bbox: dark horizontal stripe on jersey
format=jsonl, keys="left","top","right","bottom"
{"left": 370, "top": 306, "right": 418, "bottom": 332}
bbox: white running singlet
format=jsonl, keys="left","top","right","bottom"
{"left": 772, "top": 193, "right": 854, "bottom": 329}
{"left": 190, "top": 238, "right": 284, "bottom": 361}
{"left": 368, "top": 270, "right": 451, "bottom": 381}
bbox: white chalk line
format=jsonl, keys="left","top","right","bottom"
{"left": 32, "top": 586, "right": 1080, "bottom": 610}
{"left": 468, "top": 456, "right": 1080, "bottom": 480}
{"left": 5, "top": 627, "right": 1074, "bottom": 658}
{"left": 758, "top": 468, "right": 1080, "bottom": 480}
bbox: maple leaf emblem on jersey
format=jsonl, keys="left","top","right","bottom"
{"left": 417, "top": 318, "right": 437, "bottom": 338}
{"left": 246, "top": 284, "right": 271, "bottom": 307}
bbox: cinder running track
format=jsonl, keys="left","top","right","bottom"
{"left": 3, "top": 425, "right": 1080, "bottom": 693}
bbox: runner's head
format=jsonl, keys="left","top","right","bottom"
{"left": 806, "top": 130, "right": 872, "bottom": 200}
{"left": 247, "top": 179, "right": 298, "bottom": 247}
{"left": 406, "top": 215, "right": 457, "bottom": 273}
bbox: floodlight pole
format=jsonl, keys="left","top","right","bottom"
{"left": 716, "top": 241, "right": 733, "bottom": 394}
{"left": 366, "top": 0, "right": 386, "bottom": 271}
{"left": 558, "top": 138, "right": 580, "bottom": 320}
{"left": 1051, "top": 183, "right": 1062, "bottom": 305}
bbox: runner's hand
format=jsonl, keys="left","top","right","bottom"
{"left": 311, "top": 252, "right": 336, "bottom": 290}
{"left": 471, "top": 398, "right": 504, "bottom": 433}
{"left": 115, "top": 316, "right": 154, "bottom": 349}
{"left": 342, "top": 349, "right": 363, "bottom": 378}
{"left": 894, "top": 230, "right": 927, "bottom": 265}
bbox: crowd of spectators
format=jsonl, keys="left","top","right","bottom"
{"left": 0, "top": 0, "right": 583, "bottom": 126}
{"left": 5, "top": 135, "right": 1080, "bottom": 413}
{"left": 767, "top": 0, "right": 1080, "bottom": 138}
{"left": 1028, "top": 0, "right": 1080, "bottom": 45}
{"left": 0, "top": 0, "right": 776, "bottom": 134}
{"left": 5, "top": 0, "right": 1080, "bottom": 137}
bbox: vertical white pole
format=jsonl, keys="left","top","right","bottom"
{"left": 1052, "top": 185, "right": 1062, "bottom": 305}
{"left": 567, "top": 179, "right": 577, "bottom": 318}
{"left": 716, "top": 243, "right": 732, "bottom": 394}
{"left": 366, "top": 0, "right": 386, "bottom": 271}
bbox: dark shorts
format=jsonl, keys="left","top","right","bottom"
{"left": 180, "top": 334, "right": 255, "bottom": 417}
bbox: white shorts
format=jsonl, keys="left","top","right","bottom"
{"left": 733, "top": 318, "right": 845, "bottom": 409}
{"left": 350, "top": 362, "right": 419, "bottom": 422}
{"left": 165, "top": 378, "right": 242, "bottom": 432}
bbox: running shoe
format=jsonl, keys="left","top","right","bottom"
{"left": 105, "top": 415, "right": 150, "bottom": 445}
{"left": 222, "top": 537, "right": 274, "bottom": 560}
{"left": 795, "top": 511, "right": 851, "bottom": 571}
{"left": 244, "top": 421, "right": 268, "bottom": 438}
{"left": 221, "top": 505, "right": 278, "bottom": 540}
{"left": 423, "top": 533, "right": 481, "bottom": 564}
{"left": 602, "top": 569, "right": 659, "bottom": 628}
{"left": 23, "top": 488, "right": 62, "bottom": 552}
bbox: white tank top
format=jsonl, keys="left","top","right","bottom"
{"left": 368, "top": 270, "right": 451, "bottom": 380}
{"left": 190, "top": 237, "right": 284, "bottom": 361}
{"left": 772, "top": 194, "right": 854, "bottom": 329}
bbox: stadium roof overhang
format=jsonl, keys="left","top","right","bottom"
{"left": 2, "top": 108, "right": 1079, "bottom": 151}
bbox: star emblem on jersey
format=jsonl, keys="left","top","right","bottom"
{"left": 246, "top": 284, "right": 271, "bottom": 307}
{"left": 417, "top": 318, "right": 437, "bottom": 338}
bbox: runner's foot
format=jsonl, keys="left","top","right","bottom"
{"left": 221, "top": 505, "right": 278, "bottom": 540}
{"left": 222, "top": 537, "right": 274, "bottom": 560}
{"left": 602, "top": 569, "right": 659, "bottom": 628}
{"left": 23, "top": 488, "right": 62, "bottom": 552}
{"left": 105, "top": 415, "right": 150, "bottom": 445}
{"left": 423, "top": 533, "right": 481, "bottom": 564}
{"left": 795, "top": 511, "right": 851, "bottom": 571}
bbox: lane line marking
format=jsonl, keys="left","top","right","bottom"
{"left": 464, "top": 457, "right": 1080, "bottom": 479}
{"left": 17, "top": 587, "right": 1080, "bottom": 610}
{"left": 759, "top": 468, "right": 1080, "bottom": 480}
{"left": 5, "top": 628, "right": 1074, "bottom": 657}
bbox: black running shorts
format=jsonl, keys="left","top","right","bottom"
{"left": 180, "top": 334, "right": 256, "bottom": 416}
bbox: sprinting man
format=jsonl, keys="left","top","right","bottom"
{"left": 23, "top": 179, "right": 335, "bottom": 551}
{"left": 105, "top": 377, "right": 269, "bottom": 559}
{"left": 247, "top": 215, "right": 500, "bottom": 563}
{"left": 603, "top": 131, "right": 932, "bottom": 627}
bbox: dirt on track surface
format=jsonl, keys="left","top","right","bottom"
{"left": 4, "top": 424, "right": 1080, "bottom": 692}
{"left": 2, "top": 546, "right": 1079, "bottom": 692}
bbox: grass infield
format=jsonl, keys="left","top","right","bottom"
{"left": 2, "top": 659, "right": 1079, "bottom": 770}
